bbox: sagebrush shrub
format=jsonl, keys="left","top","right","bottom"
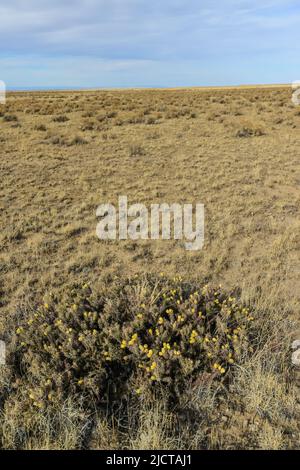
{"left": 129, "top": 144, "right": 145, "bottom": 157}
{"left": 52, "top": 115, "right": 69, "bottom": 123}
{"left": 13, "top": 275, "right": 255, "bottom": 409}
{"left": 3, "top": 114, "right": 18, "bottom": 122}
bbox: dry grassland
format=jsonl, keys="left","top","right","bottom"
{"left": 0, "top": 86, "right": 299, "bottom": 449}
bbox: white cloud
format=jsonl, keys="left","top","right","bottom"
{"left": 0, "top": 1, "right": 299, "bottom": 87}
{"left": 0, "top": 1, "right": 298, "bottom": 55}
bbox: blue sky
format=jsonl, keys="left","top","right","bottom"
{"left": 0, "top": 0, "right": 299, "bottom": 89}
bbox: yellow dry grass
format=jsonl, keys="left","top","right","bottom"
{"left": 0, "top": 86, "right": 299, "bottom": 449}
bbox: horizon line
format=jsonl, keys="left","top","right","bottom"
{"left": 6, "top": 82, "right": 291, "bottom": 93}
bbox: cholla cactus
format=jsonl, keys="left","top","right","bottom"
{"left": 14, "top": 275, "right": 255, "bottom": 408}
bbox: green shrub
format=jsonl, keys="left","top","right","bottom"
{"left": 13, "top": 275, "right": 255, "bottom": 410}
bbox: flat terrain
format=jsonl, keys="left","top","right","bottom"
{"left": 0, "top": 86, "right": 299, "bottom": 320}
{"left": 0, "top": 86, "right": 299, "bottom": 449}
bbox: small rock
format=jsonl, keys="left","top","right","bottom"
{"left": 292, "top": 340, "right": 300, "bottom": 351}
{"left": 292, "top": 349, "right": 300, "bottom": 367}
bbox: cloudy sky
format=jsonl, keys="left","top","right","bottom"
{"left": 0, "top": 0, "right": 299, "bottom": 89}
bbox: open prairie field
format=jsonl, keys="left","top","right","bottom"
{"left": 0, "top": 86, "right": 300, "bottom": 449}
